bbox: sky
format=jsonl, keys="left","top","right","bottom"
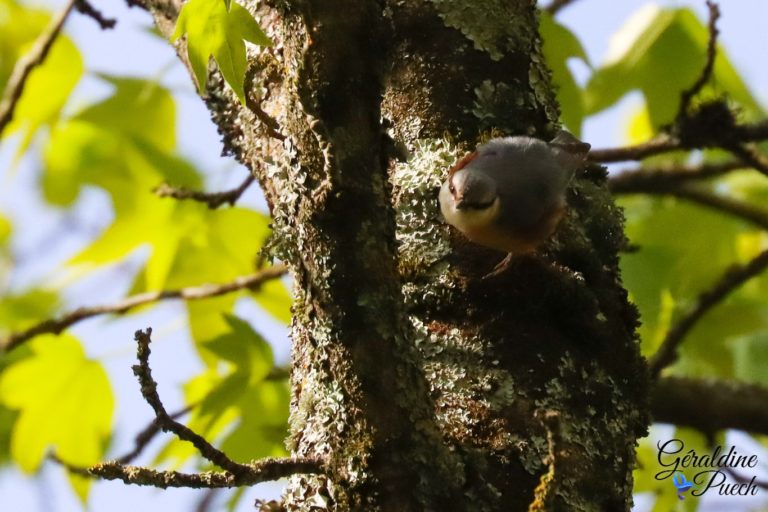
{"left": 1, "top": 0, "right": 768, "bottom": 511}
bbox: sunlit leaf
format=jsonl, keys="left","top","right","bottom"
{"left": 0, "top": 404, "right": 16, "bottom": 464}
{"left": 4, "top": 36, "right": 83, "bottom": 152}
{"left": 0, "top": 289, "right": 59, "bottom": 335}
{"left": 540, "top": 13, "right": 588, "bottom": 134}
{"left": 172, "top": 0, "right": 271, "bottom": 102}
{"left": 77, "top": 76, "right": 177, "bottom": 151}
{"left": 0, "top": 0, "right": 49, "bottom": 89}
{"left": 0, "top": 335, "right": 113, "bottom": 500}
{"left": 0, "top": 215, "right": 10, "bottom": 246}
{"left": 731, "top": 331, "right": 768, "bottom": 387}
{"left": 586, "top": 5, "right": 761, "bottom": 131}
{"left": 252, "top": 277, "right": 292, "bottom": 325}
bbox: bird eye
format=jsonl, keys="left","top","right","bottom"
{"left": 449, "top": 183, "right": 455, "bottom": 194}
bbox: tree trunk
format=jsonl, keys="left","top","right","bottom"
{"left": 145, "top": 0, "right": 650, "bottom": 509}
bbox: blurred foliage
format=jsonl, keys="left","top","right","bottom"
{"left": 0, "top": 0, "right": 289, "bottom": 506}
{"left": 0, "top": 0, "right": 767, "bottom": 511}
{"left": 546, "top": 4, "right": 768, "bottom": 511}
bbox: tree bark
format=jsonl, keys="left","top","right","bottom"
{"left": 144, "top": 0, "right": 650, "bottom": 510}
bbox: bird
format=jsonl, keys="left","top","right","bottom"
{"left": 438, "top": 131, "right": 590, "bottom": 275}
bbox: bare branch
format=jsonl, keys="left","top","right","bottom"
{"left": 543, "top": 0, "right": 579, "bottom": 15}
{"left": 608, "top": 160, "right": 745, "bottom": 190}
{"left": 132, "top": 328, "right": 252, "bottom": 475}
{"left": 610, "top": 183, "right": 768, "bottom": 231}
{"left": 725, "top": 143, "right": 768, "bottom": 179}
{"left": 0, "top": 0, "right": 77, "bottom": 137}
{"left": 154, "top": 174, "right": 256, "bottom": 209}
{"left": 588, "top": 134, "right": 681, "bottom": 163}
{"left": 678, "top": 1, "right": 720, "bottom": 119}
{"left": 649, "top": 249, "right": 768, "bottom": 377}
{"left": 721, "top": 465, "right": 768, "bottom": 490}
{"left": 74, "top": 0, "right": 116, "bottom": 29}
{"left": 651, "top": 376, "right": 768, "bottom": 435}
{"left": 589, "top": 120, "right": 768, "bottom": 164}
{"left": 0, "top": 264, "right": 288, "bottom": 354}
{"left": 56, "top": 458, "right": 322, "bottom": 488}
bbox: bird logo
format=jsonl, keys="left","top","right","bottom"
{"left": 672, "top": 471, "right": 695, "bottom": 500}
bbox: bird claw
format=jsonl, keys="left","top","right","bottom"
{"left": 482, "top": 253, "right": 514, "bottom": 279}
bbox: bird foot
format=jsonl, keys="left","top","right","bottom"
{"left": 482, "top": 253, "right": 514, "bottom": 280}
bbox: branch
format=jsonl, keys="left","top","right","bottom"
{"left": 57, "top": 458, "right": 321, "bottom": 488}
{"left": 116, "top": 404, "right": 194, "bottom": 465}
{"left": 608, "top": 160, "right": 745, "bottom": 190}
{"left": 651, "top": 376, "right": 768, "bottom": 435}
{"left": 133, "top": 328, "right": 253, "bottom": 475}
{"left": 649, "top": 249, "right": 768, "bottom": 377}
{"left": 610, "top": 183, "right": 768, "bottom": 231}
{"left": 725, "top": 143, "right": 768, "bottom": 179}
{"left": 74, "top": 0, "right": 117, "bottom": 29}
{"left": 543, "top": 0, "right": 579, "bottom": 15}
{"left": 0, "top": 264, "right": 288, "bottom": 354}
{"left": 0, "top": 0, "right": 77, "bottom": 137}
{"left": 154, "top": 174, "right": 256, "bottom": 209}
{"left": 588, "top": 134, "right": 681, "bottom": 163}
{"left": 677, "top": 1, "right": 720, "bottom": 119}
{"left": 589, "top": 119, "right": 768, "bottom": 164}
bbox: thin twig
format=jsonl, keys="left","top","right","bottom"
{"left": 721, "top": 465, "right": 768, "bottom": 490}
{"left": 195, "top": 489, "right": 222, "bottom": 512}
{"left": 154, "top": 174, "right": 256, "bottom": 209}
{"left": 725, "top": 143, "right": 768, "bottom": 179}
{"left": 74, "top": 0, "right": 116, "bottom": 29}
{"left": 543, "top": 0, "right": 578, "bottom": 15}
{"left": 649, "top": 249, "right": 768, "bottom": 377}
{"left": 608, "top": 160, "right": 745, "bottom": 190}
{"left": 245, "top": 100, "right": 286, "bottom": 141}
{"left": 55, "top": 458, "right": 322, "bottom": 488}
{"left": 678, "top": 1, "right": 720, "bottom": 119}
{"left": 0, "top": 264, "right": 288, "bottom": 354}
{"left": 0, "top": 0, "right": 77, "bottom": 136}
{"left": 116, "top": 405, "right": 194, "bottom": 465}
{"left": 133, "top": 328, "right": 252, "bottom": 475}
{"left": 611, "top": 183, "right": 768, "bottom": 231}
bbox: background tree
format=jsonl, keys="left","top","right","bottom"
{"left": 1, "top": 0, "right": 768, "bottom": 511}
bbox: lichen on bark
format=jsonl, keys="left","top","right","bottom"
{"left": 145, "top": 0, "right": 650, "bottom": 509}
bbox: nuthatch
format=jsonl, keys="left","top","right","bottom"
{"left": 439, "top": 131, "right": 590, "bottom": 270}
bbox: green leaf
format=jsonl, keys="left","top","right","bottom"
{"left": 77, "top": 76, "right": 177, "bottom": 151}
{"left": 0, "top": 215, "right": 10, "bottom": 246}
{"left": 0, "top": 335, "right": 113, "bottom": 500}
{"left": 252, "top": 277, "right": 292, "bottom": 325}
{"left": 540, "top": 13, "right": 588, "bottom": 134}
{"left": 219, "top": 379, "right": 289, "bottom": 461}
{"left": 0, "top": 289, "right": 59, "bottom": 335}
{"left": 0, "top": 404, "right": 17, "bottom": 464}
{"left": 0, "top": 0, "right": 49, "bottom": 89}
{"left": 731, "top": 331, "right": 768, "bottom": 387}
{"left": 172, "top": 0, "right": 272, "bottom": 102}
{"left": 203, "top": 314, "right": 273, "bottom": 381}
{"left": 41, "top": 78, "right": 198, "bottom": 207}
{"left": 585, "top": 5, "right": 761, "bottom": 131}
{"left": 4, "top": 36, "right": 83, "bottom": 152}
